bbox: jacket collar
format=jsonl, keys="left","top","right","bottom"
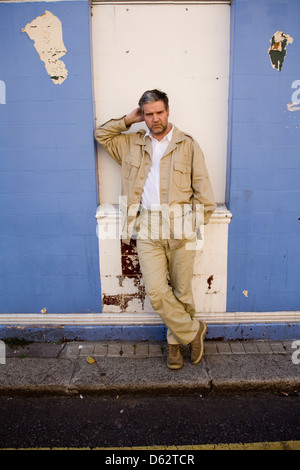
{"left": 136, "top": 125, "right": 187, "bottom": 148}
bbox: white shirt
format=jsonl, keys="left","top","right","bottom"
{"left": 141, "top": 126, "right": 174, "bottom": 210}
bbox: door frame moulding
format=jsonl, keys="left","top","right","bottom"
{"left": 91, "top": 2, "right": 232, "bottom": 5}
{"left": 0, "top": 312, "right": 299, "bottom": 326}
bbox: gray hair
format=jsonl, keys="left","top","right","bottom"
{"left": 138, "top": 89, "right": 169, "bottom": 111}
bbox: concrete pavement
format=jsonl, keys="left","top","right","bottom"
{"left": 0, "top": 339, "right": 299, "bottom": 396}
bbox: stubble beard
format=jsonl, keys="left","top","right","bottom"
{"left": 150, "top": 122, "right": 169, "bottom": 138}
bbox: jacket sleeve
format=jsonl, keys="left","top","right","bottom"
{"left": 191, "top": 141, "right": 216, "bottom": 225}
{"left": 94, "top": 116, "right": 130, "bottom": 166}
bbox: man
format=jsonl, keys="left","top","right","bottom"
{"left": 95, "top": 89, "right": 215, "bottom": 370}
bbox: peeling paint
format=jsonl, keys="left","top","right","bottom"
{"left": 207, "top": 275, "right": 214, "bottom": 290}
{"left": 102, "top": 277, "right": 147, "bottom": 313}
{"left": 102, "top": 293, "right": 144, "bottom": 312}
{"left": 268, "top": 31, "right": 293, "bottom": 71}
{"left": 242, "top": 290, "right": 248, "bottom": 298}
{"left": 22, "top": 10, "right": 68, "bottom": 85}
{"left": 101, "top": 241, "right": 146, "bottom": 312}
{"left": 121, "top": 240, "right": 141, "bottom": 276}
{"left": 97, "top": 206, "right": 232, "bottom": 315}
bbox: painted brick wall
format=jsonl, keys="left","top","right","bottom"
{"left": 226, "top": 0, "right": 300, "bottom": 311}
{"left": 0, "top": 1, "right": 100, "bottom": 313}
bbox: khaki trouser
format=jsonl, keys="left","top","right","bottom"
{"left": 136, "top": 209, "right": 200, "bottom": 345}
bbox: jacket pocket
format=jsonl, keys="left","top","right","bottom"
{"left": 173, "top": 161, "right": 192, "bottom": 189}
{"left": 123, "top": 159, "right": 141, "bottom": 180}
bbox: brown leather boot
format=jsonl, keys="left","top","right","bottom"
{"left": 167, "top": 344, "right": 183, "bottom": 370}
{"left": 190, "top": 321, "right": 207, "bottom": 364}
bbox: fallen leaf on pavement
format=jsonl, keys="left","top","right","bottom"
{"left": 86, "top": 356, "right": 96, "bottom": 364}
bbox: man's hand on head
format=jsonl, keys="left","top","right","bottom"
{"left": 124, "top": 107, "right": 144, "bottom": 127}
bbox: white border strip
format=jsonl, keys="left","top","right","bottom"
{"left": 0, "top": 312, "right": 299, "bottom": 326}
{"left": 0, "top": 1, "right": 232, "bottom": 3}
{"left": 0, "top": 1, "right": 86, "bottom": 3}
{"left": 92, "top": 2, "right": 231, "bottom": 4}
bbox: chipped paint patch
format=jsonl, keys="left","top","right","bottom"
{"left": 242, "top": 290, "right": 248, "bottom": 298}
{"left": 268, "top": 31, "right": 293, "bottom": 71}
{"left": 207, "top": 275, "right": 214, "bottom": 290}
{"left": 102, "top": 240, "right": 147, "bottom": 313}
{"left": 22, "top": 10, "right": 68, "bottom": 85}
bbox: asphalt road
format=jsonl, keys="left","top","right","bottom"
{"left": 0, "top": 392, "right": 299, "bottom": 451}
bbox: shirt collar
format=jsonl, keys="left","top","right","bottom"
{"left": 144, "top": 125, "right": 174, "bottom": 143}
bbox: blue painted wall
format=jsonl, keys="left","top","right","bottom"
{"left": 0, "top": 1, "right": 101, "bottom": 313}
{"left": 1, "top": 0, "right": 299, "bottom": 325}
{"left": 226, "top": 0, "right": 300, "bottom": 312}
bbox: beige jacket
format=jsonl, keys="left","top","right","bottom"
{"left": 94, "top": 117, "right": 216, "bottom": 247}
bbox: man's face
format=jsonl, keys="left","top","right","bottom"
{"left": 141, "top": 100, "right": 170, "bottom": 140}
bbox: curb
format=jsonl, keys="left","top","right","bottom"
{"left": 0, "top": 340, "right": 299, "bottom": 397}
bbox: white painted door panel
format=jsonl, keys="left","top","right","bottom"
{"left": 92, "top": 3, "right": 230, "bottom": 204}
